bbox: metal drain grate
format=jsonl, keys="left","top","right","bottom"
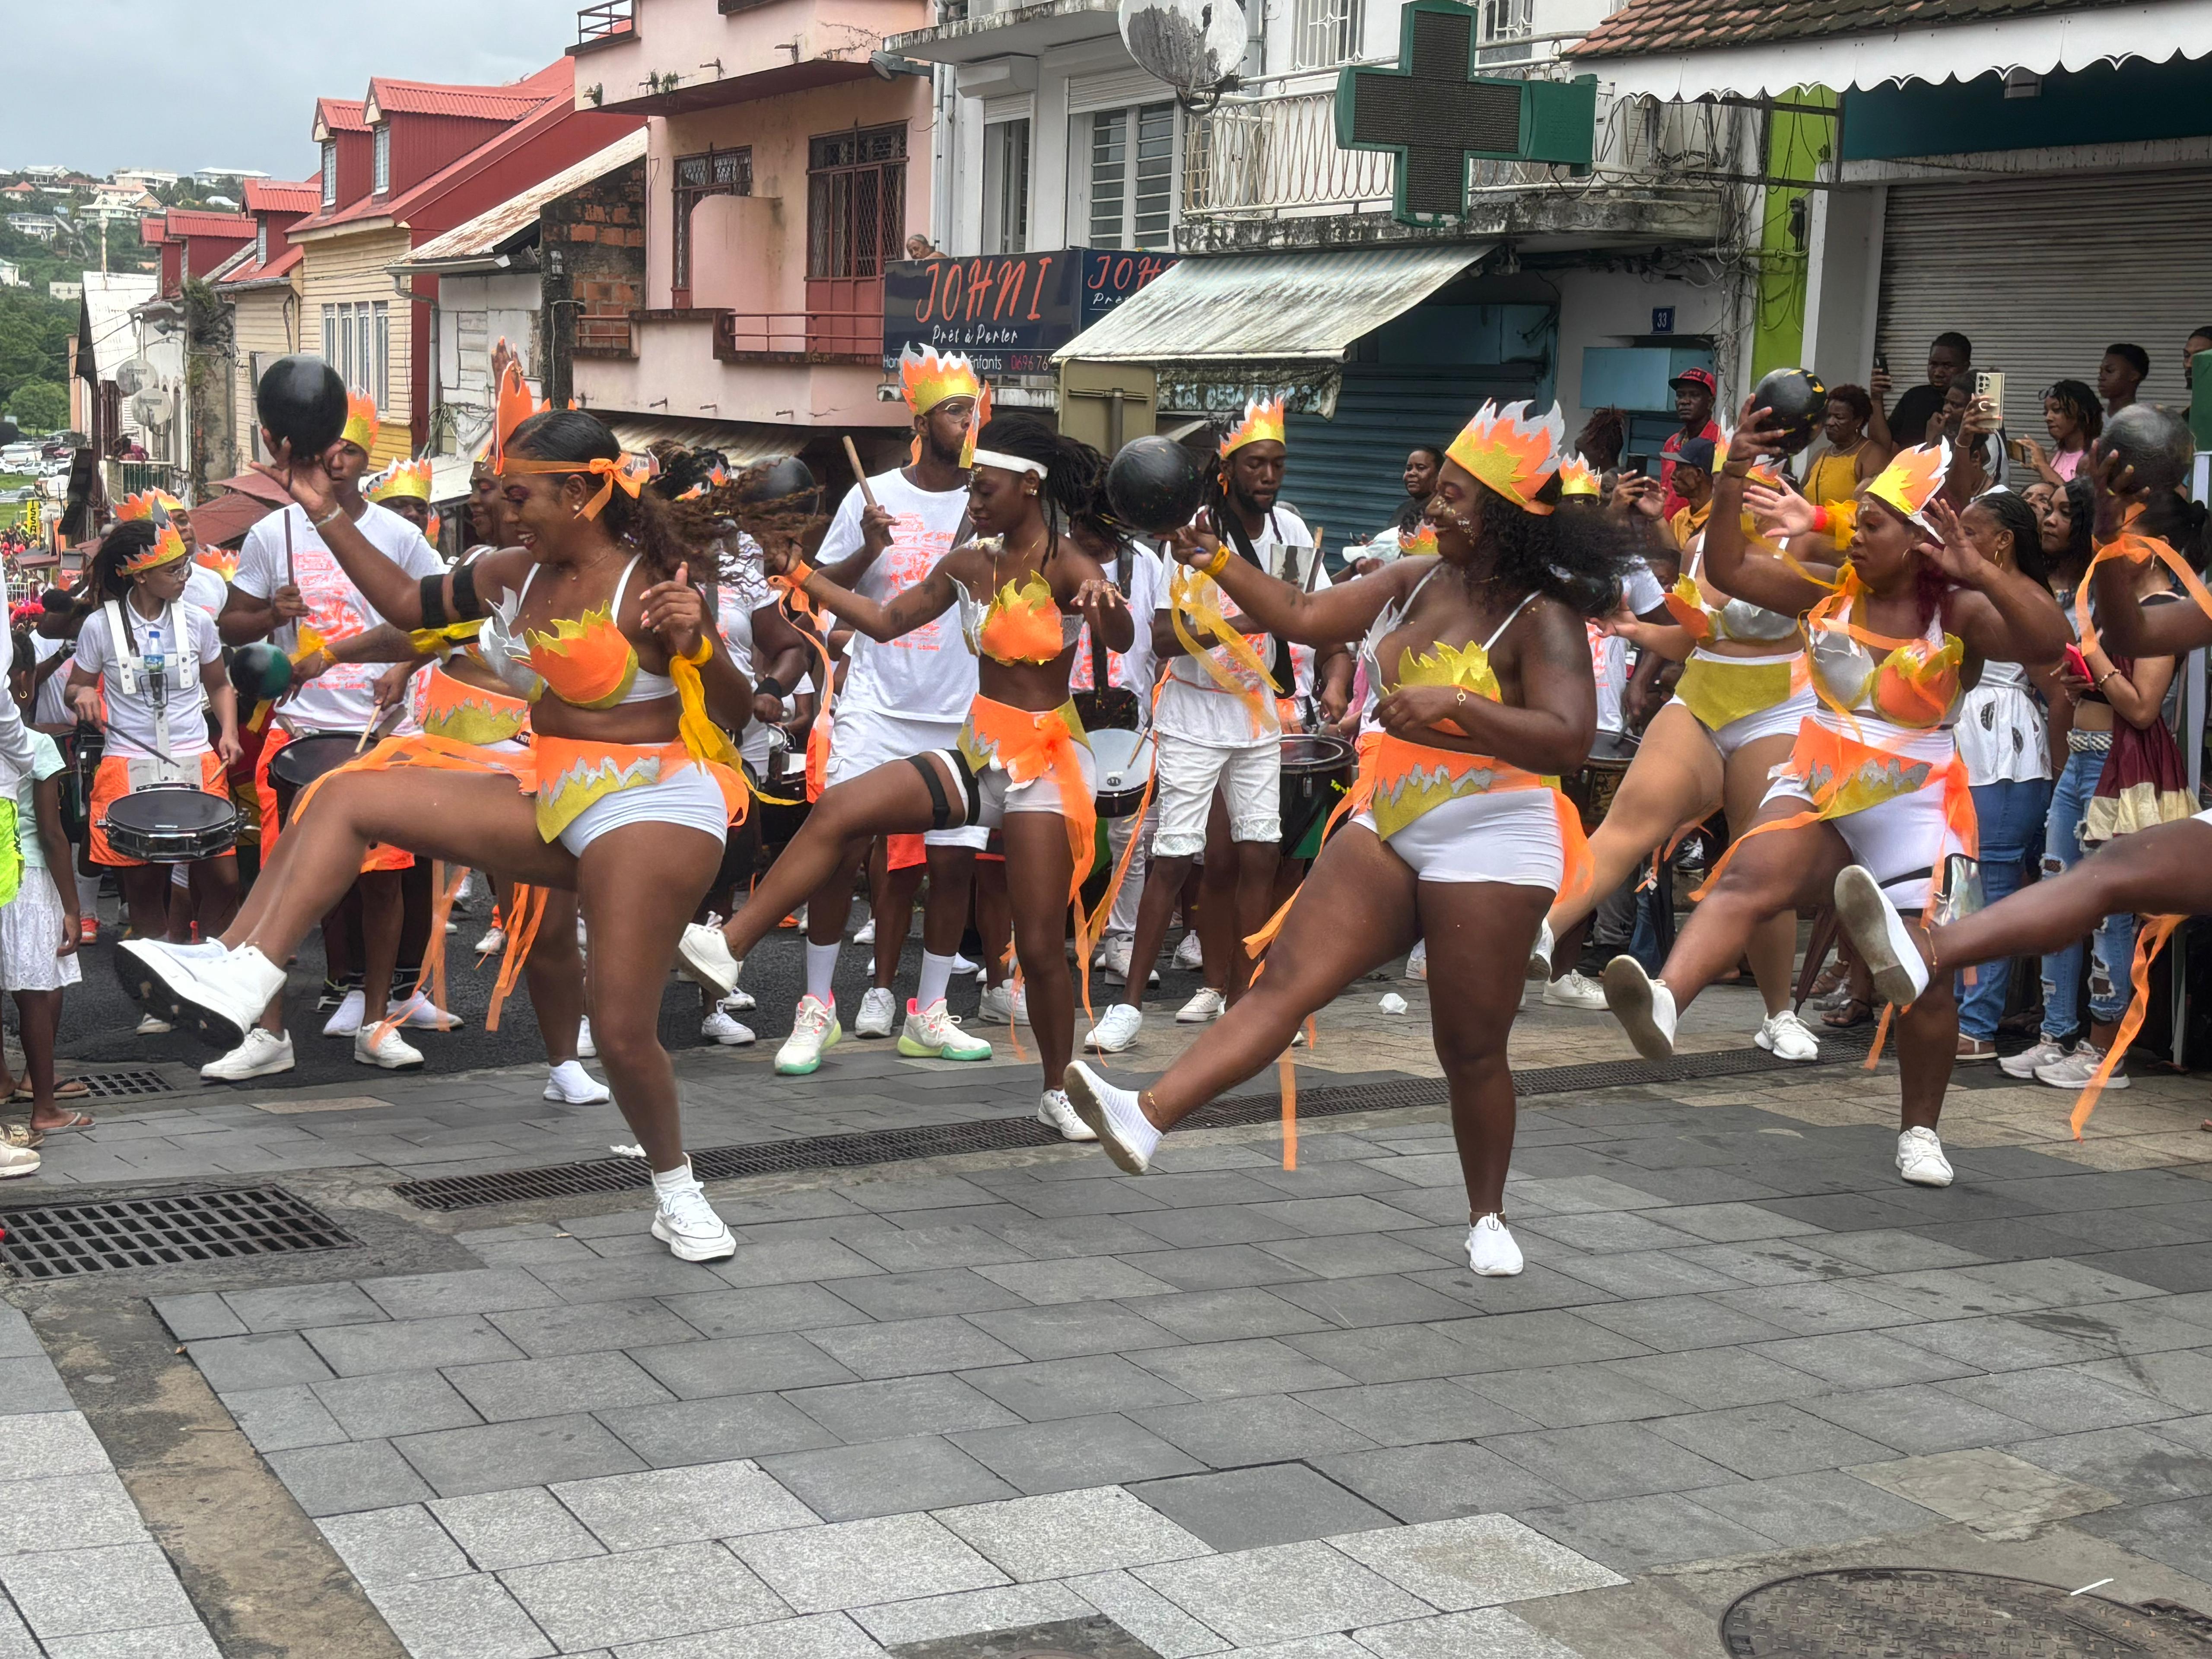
{"left": 1720, "top": 1569, "right": 2211, "bottom": 1656}
{"left": 64, "top": 1069, "right": 177, "bottom": 1100}
{"left": 0, "top": 1185, "right": 360, "bottom": 1280}
{"left": 392, "top": 1034, "right": 1868, "bottom": 1213}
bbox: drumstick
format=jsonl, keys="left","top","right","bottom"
{"left": 354, "top": 702, "right": 403, "bottom": 755}
{"left": 841, "top": 438, "right": 878, "bottom": 513}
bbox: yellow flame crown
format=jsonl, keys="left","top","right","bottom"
{"left": 1219, "top": 396, "right": 1287, "bottom": 458}
{"left": 899, "top": 343, "right": 983, "bottom": 416}
{"left": 341, "top": 390, "right": 380, "bottom": 453}
{"left": 1866, "top": 440, "right": 1951, "bottom": 526}
{"left": 1446, "top": 400, "right": 1565, "bottom": 516}
{"left": 367, "top": 458, "right": 432, "bottom": 504}
{"left": 1557, "top": 452, "right": 1601, "bottom": 499}
{"left": 117, "top": 489, "right": 184, "bottom": 522}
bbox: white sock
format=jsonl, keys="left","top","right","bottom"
{"left": 651, "top": 1160, "right": 697, "bottom": 1196}
{"left": 917, "top": 951, "right": 955, "bottom": 1009}
{"left": 1101, "top": 1081, "right": 1163, "bottom": 1162}
{"left": 805, "top": 941, "right": 840, "bottom": 1004}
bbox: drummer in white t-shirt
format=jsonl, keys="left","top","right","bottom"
{"left": 755, "top": 346, "right": 984, "bottom": 1077}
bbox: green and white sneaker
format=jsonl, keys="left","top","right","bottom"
{"left": 775, "top": 994, "right": 841, "bottom": 1075}
{"left": 897, "top": 998, "right": 992, "bottom": 1061}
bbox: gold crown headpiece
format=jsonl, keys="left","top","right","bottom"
{"left": 118, "top": 498, "right": 189, "bottom": 574}
{"left": 898, "top": 343, "right": 983, "bottom": 416}
{"left": 1445, "top": 400, "right": 1566, "bottom": 517}
{"left": 1865, "top": 440, "right": 1952, "bottom": 529}
{"left": 366, "top": 458, "right": 432, "bottom": 504}
{"left": 1219, "top": 396, "right": 1286, "bottom": 458}
{"left": 1557, "top": 452, "right": 1601, "bottom": 499}
{"left": 340, "top": 390, "right": 379, "bottom": 453}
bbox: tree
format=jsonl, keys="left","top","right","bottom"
{"left": 9, "top": 379, "right": 67, "bottom": 432}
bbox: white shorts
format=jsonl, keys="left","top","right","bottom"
{"left": 556, "top": 763, "right": 729, "bottom": 858}
{"left": 1353, "top": 789, "right": 1564, "bottom": 889}
{"left": 1765, "top": 734, "right": 1970, "bottom": 910}
{"left": 1668, "top": 660, "right": 1816, "bottom": 761}
{"left": 922, "top": 742, "right": 1099, "bottom": 830}
{"left": 828, "top": 705, "right": 989, "bottom": 851}
{"left": 1153, "top": 733, "right": 1280, "bottom": 858}
{"left": 1, "top": 865, "right": 81, "bottom": 993}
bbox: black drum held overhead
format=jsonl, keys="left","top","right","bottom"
{"left": 1750, "top": 368, "right": 1828, "bottom": 456}
{"left": 1105, "top": 436, "right": 1206, "bottom": 537}
{"left": 255, "top": 355, "right": 349, "bottom": 458}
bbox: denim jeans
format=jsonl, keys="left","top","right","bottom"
{"left": 1955, "top": 776, "right": 2051, "bottom": 1041}
{"left": 2038, "top": 745, "right": 2138, "bottom": 1042}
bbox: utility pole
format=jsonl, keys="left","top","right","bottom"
{"left": 100, "top": 214, "right": 107, "bottom": 273}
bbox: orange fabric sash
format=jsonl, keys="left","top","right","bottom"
{"left": 957, "top": 696, "right": 1095, "bottom": 908}
{"left": 2073, "top": 511, "right": 2212, "bottom": 655}
{"left": 772, "top": 558, "right": 836, "bottom": 801}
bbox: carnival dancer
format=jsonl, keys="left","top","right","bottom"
{"left": 120, "top": 407, "right": 761, "bottom": 1262}
{"left": 1831, "top": 409, "right": 2209, "bottom": 1128}
{"left": 1598, "top": 407, "right": 2070, "bottom": 1188}
{"left": 1529, "top": 439, "right": 1821, "bottom": 1058}
{"left": 677, "top": 413, "right": 1132, "bottom": 1136}
{"left": 1065, "top": 401, "right": 1638, "bottom": 1276}
{"left": 732, "top": 346, "right": 985, "bottom": 1072}
{"left": 66, "top": 514, "right": 243, "bottom": 943}
{"left": 1108, "top": 398, "right": 1314, "bottom": 1039}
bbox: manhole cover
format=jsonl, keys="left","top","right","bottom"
{"left": 1721, "top": 1569, "right": 2212, "bottom": 1656}
{"left": 0, "top": 1185, "right": 360, "bottom": 1280}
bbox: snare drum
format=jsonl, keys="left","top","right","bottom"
{"left": 1090, "top": 726, "right": 1155, "bottom": 818}
{"left": 99, "top": 786, "right": 238, "bottom": 864}
{"left": 268, "top": 733, "right": 365, "bottom": 830}
{"left": 1566, "top": 731, "right": 1639, "bottom": 834}
{"left": 1279, "top": 731, "right": 1354, "bottom": 858}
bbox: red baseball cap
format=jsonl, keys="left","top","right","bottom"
{"left": 1668, "top": 366, "right": 1718, "bottom": 396}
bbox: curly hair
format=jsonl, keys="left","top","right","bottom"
{"left": 2043, "top": 379, "right": 2103, "bottom": 444}
{"left": 1827, "top": 384, "right": 1873, "bottom": 424}
{"left": 1575, "top": 408, "right": 1626, "bottom": 472}
{"left": 1478, "top": 474, "right": 1644, "bottom": 620}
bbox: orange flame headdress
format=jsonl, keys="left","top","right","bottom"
{"left": 116, "top": 489, "right": 184, "bottom": 523}
{"left": 119, "top": 498, "right": 189, "bottom": 575}
{"left": 366, "top": 458, "right": 432, "bottom": 504}
{"left": 956, "top": 384, "right": 997, "bottom": 470}
{"left": 340, "top": 391, "right": 379, "bottom": 454}
{"left": 1398, "top": 520, "right": 1438, "bottom": 556}
{"left": 898, "top": 343, "right": 983, "bottom": 416}
{"left": 1557, "top": 452, "right": 1601, "bottom": 499}
{"left": 1219, "top": 396, "right": 1287, "bottom": 458}
{"left": 487, "top": 346, "right": 556, "bottom": 473}
{"left": 1865, "top": 439, "right": 1952, "bottom": 530}
{"left": 1446, "top": 400, "right": 1565, "bottom": 517}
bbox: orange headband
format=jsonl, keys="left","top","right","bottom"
{"left": 500, "top": 453, "right": 655, "bottom": 519}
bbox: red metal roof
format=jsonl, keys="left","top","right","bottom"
{"left": 216, "top": 242, "right": 303, "bottom": 289}
{"left": 365, "top": 75, "right": 553, "bottom": 123}
{"left": 245, "top": 178, "right": 321, "bottom": 214}
{"left": 162, "top": 210, "right": 254, "bottom": 239}
{"left": 1568, "top": 0, "right": 2133, "bottom": 58}
{"left": 316, "top": 97, "right": 369, "bottom": 134}
{"left": 139, "top": 216, "right": 170, "bottom": 244}
{"left": 183, "top": 489, "right": 277, "bottom": 549}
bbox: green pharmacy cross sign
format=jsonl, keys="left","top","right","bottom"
{"left": 1335, "top": 0, "right": 1598, "bottom": 225}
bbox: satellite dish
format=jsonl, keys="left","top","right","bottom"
{"left": 1119, "top": 0, "right": 1244, "bottom": 103}
{"left": 132, "top": 388, "right": 174, "bottom": 427}
{"left": 114, "top": 358, "right": 153, "bottom": 397}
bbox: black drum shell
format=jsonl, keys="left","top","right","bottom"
{"left": 255, "top": 355, "right": 349, "bottom": 457}
{"left": 1106, "top": 436, "right": 1206, "bottom": 536}
{"left": 1750, "top": 367, "right": 1828, "bottom": 457}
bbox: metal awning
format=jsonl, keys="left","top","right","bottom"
{"left": 1052, "top": 244, "right": 1492, "bottom": 416}
{"left": 1580, "top": 0, "right": 2212, "bottom": 100}
{"left": 601, "top": 414, "right": 803, "bottom": 469}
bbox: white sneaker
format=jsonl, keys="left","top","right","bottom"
{"left": 2035, "top": 1041, "right": 2128, "bottom": 1090}
{"left": 1833, "top": 865, "right": 1929, "bottom": 1006}
{"left": 134, "top": 1013, "right": 172, "bottom": 1036}
{"left": 1896, "top": 1125, "right": 1954, "bottom": 1187}
{"left": 1999, "top": 1038, "right": 2069, "bottom": 1080}
{"left": 976, "top": 963, "right": 991, "bottom": 985}
{"left": 394, "top": 991, "right": 456, "bottom": 1032}
{"left": 354, "top": 1024, "right": 424, "bottom": 1070}
{"left": 0, "top": 1141, "right": 39, "bottom": 1178}
{"left": 700, "top": 1007, "right": 756, "bottom": 1046}
{"left": 650, "top": 1166, "right": 736, "bottom": 1262}
{"left": 950, "top": 952, "right": 978, "bottom": 976}
{"left": 854, "top": 986, "right": 898, "bottom": 1039}
{"left": 1037, "top": 1088, "right": 1098, "bottom": 1142}
{"left": 1602, "top": 956, "right": 1678, "bottom": 1060}
{"left": 854, "top": 916, "right": 877, "bottom": 946}
{"left": 576, "top": 1017, "right": 596, "bottom": 1059}
{"left": 721, "top": 987, "right": 755, "bottom": 1013}
{"left": 1526, "top": 921, "right": 1552, "bottom": 982}
{"left": 1466, "top": 1214, "right": 1524, "bottom": 1277}
{"left": 1542, "top": 969, "right": 1607, "bottom": 1010}
{"left": 1173, "top": 932, "right": 1204, "bottom": 972}
{"left": 1406, "top": 939, "right": 1428, "bottom": 982}
{"left": 472, "top": 925, "right": 506, "bottom": 957}
{"left": 1756, "top": 1008, "right": 1820, "bottom": 1062}
{"left": 1099, "top": 937, "right": 1159, "bottom": 988}
{"left": 775, "top": 994, "right": 840, "bottom": 1075}
{"left": 321, "top": 989, "right": 365, "bottom": 1038}
{"left": 676, "top": 922, "right": 741, "bottom": 997}
{"left": 123, "top": 941, "right": 288, "bottom": 1051}
{"left": 978, "top": 982, "right": 1018, "bottom": 1024}
{"left": 1085, "top": 1003, "right": 1144, "bottom": 1054}
{"left": 899, "top": 998, "right": 993, "bottom": 1060}
{"left": 543, "top": 1060, "right": 609, "bottom": 1104}
{"left": 1063, "top": 1061, "right": 1160, "bottom": 1173}
{"left": 1176, "top": 986, "right": 1227, "bottom": 1024}
{"left": 200, "top": 1028, "right": 294, "bottom": 1081}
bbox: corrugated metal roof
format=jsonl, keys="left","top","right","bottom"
{"left": 1570, "top": 0, "right": 2131, "bottom": 58}
{"left": 601, "top": 414, "right": 802, "bottom": 469}
{"left": 401, "top": 130, "right": 647, "bottom": 265}
{"left": 1054, "top": 245, "right": 1491, "bottom": 365}
{"left": 317, "top": 97, "right": 369, "bottom": 134}
{"left": 215, "top": 242, "right": 302, "bottom": 289}
{"left": 245, "top": 179, "right": 321, "bottom": 214}
{"left": 365, "top": 76, "right": 552, "bottom": 123}
{"left": 77, "top": 272, "right": 157, "bottom": 374}
{"left": 162, "top": 210, "right": 254, "bottom": 239}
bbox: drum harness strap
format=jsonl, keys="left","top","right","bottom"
{"left": 103, "top": 597, "right": 191, "bottom": 786}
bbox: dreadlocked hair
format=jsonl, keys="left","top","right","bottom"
{"left": 974, "top": 413, "right": 1102, "bottom": 531}
{"left": 640, "top": 448, "right": 828, "bottom": 572}
{"left": 87, "top": 521, "right": 160, "bottom": 601}
{"left": 1474, "top": 474, "right": 1645, "bottom": 621}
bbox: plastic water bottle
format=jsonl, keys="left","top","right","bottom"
{"left": 142, "top": 615, "right": 167, "bottom": 703}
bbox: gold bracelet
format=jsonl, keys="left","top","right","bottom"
{"left": 311, "top": 504, "right": 344, "bottom": 531}
{"left": 1204, "top": 546, "right": 1232, "bottom": 579}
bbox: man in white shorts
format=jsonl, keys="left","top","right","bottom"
{"left": 768, "top": 346, "right": 988, "bottom": 1075}
{"left": 1103, "top": 398, "right": 1313, "bottom": 1044}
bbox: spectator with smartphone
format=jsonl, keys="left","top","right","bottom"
{"left": 2017, "top": 379, "right": 2101, "bottom": 486}
{"left": 1659, "top": 368, "right": 1722, "bottom": 519}
{"left": 2098, "top": 343, "right": 2149, "bottom": 418}
{"left": 1802, "top": 385, "right": 1886, "bottom": 504}
{"left": 1870, "top": 331, "right": 1970, "bottom": 452}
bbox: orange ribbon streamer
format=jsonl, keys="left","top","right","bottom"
{"left": 498, "top": 453, "right": 654, "bottom": 520}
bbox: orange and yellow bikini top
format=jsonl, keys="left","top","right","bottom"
{"left": 1805, "top": 571, "right": 1962, "bottom": 731}
{"left": 955, "top": 565, "right": 1084, "bottom": 667}
{"left": 482, "top": 554, "right": 676, "bottom": 711}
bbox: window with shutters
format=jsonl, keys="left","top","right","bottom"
{"left": 319, "top": 302, "right": 390, "bottom": 410}
{"left": 320, "top": 142, "right": 337, "bottom": 206}
{"left": 1292, "top": 0, "right": 1361, "bottom": 71}
{"left": 457, "top": 310, "right": 489, "bottom": 390}
{"left": 982, "top": 119, "right": 1030, "bottom": 254}
{"left": 373, "top": 126, "right": 391, "bottom": 194}
{"left": 1478, "top": 0, "right": 1533, "bottom": 64}
{"left": 255, "top": 221, "right": 267, "bottom": 267}
{"left": 672, "top": 146, "right": 751, "bottom": 294}
{"left": 1085, "top": 103, "right": 1175, "bottom": 250}
{"left": 806, "top": 124, "right": 907, "bottom": 280}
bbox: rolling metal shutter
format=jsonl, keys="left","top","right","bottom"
{"left": 1878, "top": 170, "right": 2212, "bottom": 415}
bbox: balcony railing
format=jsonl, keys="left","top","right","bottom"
{"left": 1184, "top": 67, "right": 1745, "bottom": 226}
{"left": 576, "top": 0, "right": 635, "bottom": 47}
{"left": 575, "top": 313, "right": 635, "bottom": 356}
{"left": 715, "top": 311, "right": 882, "bottom": 363}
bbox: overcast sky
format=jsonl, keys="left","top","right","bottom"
{"left": 0, "top": 1, "right": 578, "bottom": 180}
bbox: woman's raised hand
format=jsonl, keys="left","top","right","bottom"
{"left": 1920, "top": 498, "right": 1985, "bottom": 586}
{"left": 1167, "top": 526, "right": 1224, "bottom": 569}
{"left": 1726, "top": 397, "right": 1789, "bottom": 469}
{"left": 1744, "top": 482, "right": 1818, "bottom": 539}
{"left": 642, "top": 563, "right": 709, "bottom": 659}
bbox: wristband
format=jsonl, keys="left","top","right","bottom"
{"left": 311, "top": 504, "right": 345, "bottom": 531}
{"left": 755, "top": 676, "right": 785, "bottom": 702}
{"left": 1811, "top": 505, "right": 1831, "bottom": 535}
{"left": 1203, "top": 546, "right": 1232, "bottom": 579}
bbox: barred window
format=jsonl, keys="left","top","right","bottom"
{"left": 672, "top": 146, "right": 751, "bottom": 293}
{"left": 806, "top": 124, "right": 907, "bottom": 280}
